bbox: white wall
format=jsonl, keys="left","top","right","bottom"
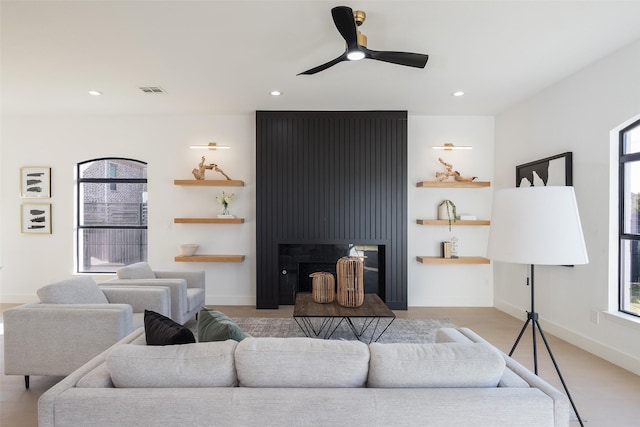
{"left": 0, "top": 113, "right": 495, "bottom": 307}
{"left": 0, "top": 114, "right": 256, "bottom": 304}
{"left": 494, "top": 39, "right": 640, "bottom": 375}
{"left": 408, "top": 116, "right": 495, "bottom": 306}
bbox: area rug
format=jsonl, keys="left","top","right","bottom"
{"left": 228, "top": 317, "right": 456, "bottom": 343}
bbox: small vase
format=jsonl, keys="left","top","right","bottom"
{"left": 218, "top": 205, "right": 234, "bottom": 218}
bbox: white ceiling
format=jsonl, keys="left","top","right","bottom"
{"left": 3, "top": 1, "right": 640, "bottom": 116}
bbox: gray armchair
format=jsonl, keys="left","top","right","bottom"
{"left": 104, "top": 262, "right": 205, "bottom": 325}
{"left": 3, "top": 276, "right": 170, "bottom": 388}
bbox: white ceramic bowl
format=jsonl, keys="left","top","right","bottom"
{"left": 178, "top": 244, "right": 199, "bottom": 256}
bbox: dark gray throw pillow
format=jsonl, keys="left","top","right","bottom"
{"left": 144, "top": 310, "right": 195, "bottom": 346}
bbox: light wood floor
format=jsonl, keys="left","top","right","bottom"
{"left": 2, "top": 304, "right": 639, "bottom": 427}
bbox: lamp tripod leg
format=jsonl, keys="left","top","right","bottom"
{"left": 508, "top": 317, "right": 531, "bottom": 357}
{"left": 533, "top": 319, "right": 584, "bottom": 427}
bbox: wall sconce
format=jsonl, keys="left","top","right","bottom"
{"left": 189, "top": 142, "right": 230, "bottom": 150}
{"left": 432, "top": 143, "right": 472, "bottom": 151}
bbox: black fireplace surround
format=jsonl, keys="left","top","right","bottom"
{"left": 256, "top": 111, "right": 408, "bottom": 309}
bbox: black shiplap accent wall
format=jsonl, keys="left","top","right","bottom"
{"left": 256, "top": 111, "right": 407, "bottom": 309}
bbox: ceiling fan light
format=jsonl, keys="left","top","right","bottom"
{"left": 347, "top": 50, "right": 365, "bottom": 61}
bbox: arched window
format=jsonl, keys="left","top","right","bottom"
{"left": 619, "top": 120, "right": 640, "bottom": 316}
{"left": 77, "top": 158, "right": 147, "bottom": 273}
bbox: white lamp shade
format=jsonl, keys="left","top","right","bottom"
{"left": 487, "top": 186, "right": 589, "bottom": 265}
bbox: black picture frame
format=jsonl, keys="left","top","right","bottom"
{"left": 516, "top": 152, "right": 573, "bottom": 187}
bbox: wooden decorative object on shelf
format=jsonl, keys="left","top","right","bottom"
{"left": 435, "top": 157, "right": 477, "bottom": 182}
{"left": 310, "top": 272, "right": 335, "bottom": 304}
{"left": 192, "top": 156, "right": 232, "bottom": 180}
{"left": 336, "top": 256, "right": 364, "bottom": 307}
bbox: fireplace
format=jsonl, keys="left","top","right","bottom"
{"left": 256, "top": 111, "right": 408, "bottom": 309}
{"left": 278, "top": 244, "right": 385, "bottom": 305}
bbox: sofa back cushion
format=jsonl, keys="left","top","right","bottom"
{"left": 37, "top": 277, "right": 108, "bottom": 304}
{"left": 368, "top": 342, "right": 505, "bottom": 388}
{"left": 117, "top": 262, "right": 156, "bottom": 280}
{"left": 235, "top": 337, "right": 370, "bottom": 388}
{"left": 107, "top": 341, "right": 238, "bottom": 388}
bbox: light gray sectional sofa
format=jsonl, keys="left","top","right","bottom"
{"left": 39, "top": 327, "right": 570, "bottom": 427}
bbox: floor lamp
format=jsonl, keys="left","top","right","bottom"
{"left": 487, "top": 186, "right": 589, "bottom": 427}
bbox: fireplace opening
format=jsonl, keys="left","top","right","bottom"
{"left": 279, "top": 244, "right": 385, "bottom": 305}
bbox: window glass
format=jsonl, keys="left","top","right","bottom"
{"left": 623, "top": 125, "right": 640, "bottom": 154}
{"left": 620, "top": 240, "right": 640, "bottom": 315}
{"left": 622, "top": 161, "right": 640, "bottom": 235}
{"left": 620, "top": 119, "right": 640, "bottom": 317}
{"left": 77, "top": 158, "right": 147, "bottom": 273}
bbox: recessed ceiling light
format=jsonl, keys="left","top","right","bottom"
{"left": 270, "top": 90, "right": 282, "bottom": 96}
{"left": 88, "top": 90, "right": 102, "bottom": 96}
{"left": 452, "top": 91, "right": 465, "bottom": 97}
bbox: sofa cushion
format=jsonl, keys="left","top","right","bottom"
{"left": 197, "top": 307, "right": 249, "bottom": 342}
{"left": 235, "top": 337, "right": 370, "bottom": 388}
{"left": 368, "top": 342, "right": 505, "bottom": 388}
{"left": 117, "top": 262, "right": 156, "bottom": 280}
{"left": 37, "top": 277, "right": 108, "bottom": 304}
{"left": 144, "top": 310, "right": 195, "bottom": 345}
{"left": 107, "top": 341, "right": 238, "bottom": 388}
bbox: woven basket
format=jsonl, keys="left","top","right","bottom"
{"left": 336, "top": 256, "right": 364, "bottom": 307}
{"left": 310, "top": 272, "right": 335, "bottom": 303}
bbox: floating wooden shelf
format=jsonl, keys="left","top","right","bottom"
{"left": 174, "top": 179, "right": 244, "bottom": 187}
{"left": 416, "top": 256, "right": 490, "bottom": 265}
{"left": 416, "top": 181, "right": 491, "bottom": 188}
{"left": 175, "top": 255, "right": 245, "bottom": 263}
{"left": 417, "top": 219, "right": 490, "bottom": 226}
{"left": 174, "top": 218, "right": 245, "bottom": 224}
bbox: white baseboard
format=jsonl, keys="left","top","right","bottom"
{"left": 0, "top": 294, "right": 38, "bottom": 304}
{"left": 495, "top": 298, "right": 640, "bottom": 376}
{"left": 1, "top": 294, "right": 257, "bottom": 307}
{"left": 205, "top": 296, "right": 256, "bottom": 306}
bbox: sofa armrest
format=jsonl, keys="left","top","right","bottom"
{"left": 155, "top": 270, "right": 205, "bottom": 290}
{"left": 102, "top": 278, "right": 187, "bottom": 322}
{"left": 38, "top": 328, "right": 146, "bottom": 427}
{"left": 3, "top": 303, "right": 134, "bottom": 377}
{"left": 100, "top": 286, "right": 171, "bottom": 317}
{"left": 455, "top": 327, "right": 570, "bottom": 426}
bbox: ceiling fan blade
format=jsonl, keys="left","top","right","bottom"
{"left": 364, "top": 48, "right": 429, "bottom": 69}
{"left": 331, "top": 6, "right": 358, "bottom": 50}
{"left": 297, "top": 53, "right": 347, "bottom": 75}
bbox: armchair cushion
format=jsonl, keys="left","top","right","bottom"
{"left": 117, "top": 262, "right": 156, "bottom": 280}
{"left": 37, "top": 277, "right": 108, "bottom": 304}
{"left": 144, "top": 310, "right": 195, "bottom": 346}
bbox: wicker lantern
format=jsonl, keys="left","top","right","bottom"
{"left": 310, "top": 272, "right": 335, "bottom": 303}
{"left": 336, "top": 256, "right": 365, "bottom": 307}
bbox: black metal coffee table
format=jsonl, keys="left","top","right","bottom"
{"left": 293, "top": 293, "right": 395, "bottom": 343}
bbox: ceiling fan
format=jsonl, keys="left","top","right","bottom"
{"left": 298, "top": 6, "right": 429, "bottom": 75}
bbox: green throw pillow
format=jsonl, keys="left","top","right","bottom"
{"left": 197, "top": 307, "right": 249, "bottom": 342}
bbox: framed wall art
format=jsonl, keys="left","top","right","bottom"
{"left": 20, "top": 166, "right": 51, "bottom": 198}
{"left": 21, "top": 203, "right": 52, "bottom": 234}
{"left": 516, "top": 152, "right": 572, "bottom": 187}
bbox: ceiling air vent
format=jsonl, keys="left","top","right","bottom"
{"left": 139, "top": 86, "right": 167, "bottom": 94}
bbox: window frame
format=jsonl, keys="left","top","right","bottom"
{"left": 76, "top": 157, "right": 148, "bottom": 274}
{"left": 618, "top": 119, "right": 640, "bottom": 317}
